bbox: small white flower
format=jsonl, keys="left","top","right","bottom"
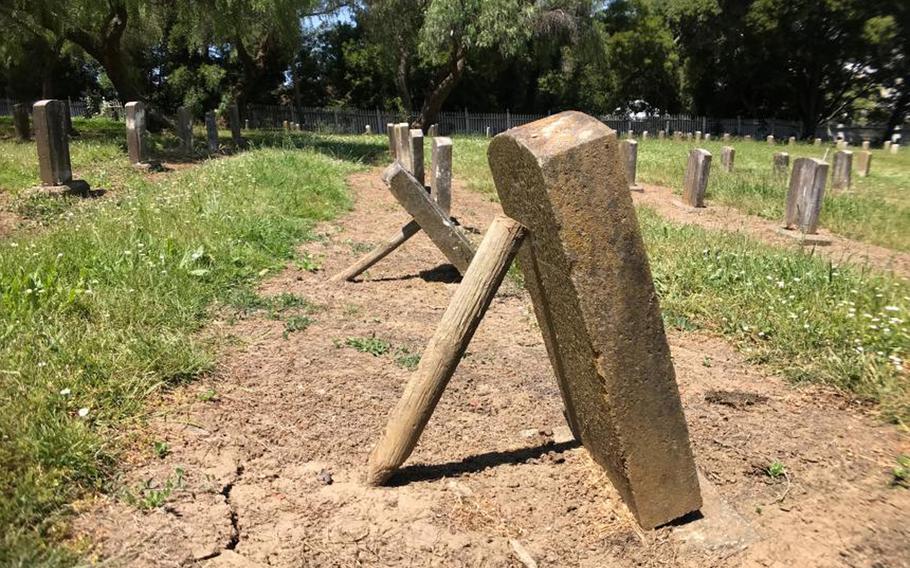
{"left": 78, "top": 407, "right": 89, "bottom": 418}
{"left": 884, "top": 306, "right": 900, "bottom": 312}
{"left": 60, "top": 388, "right": 71, "bottom": 396}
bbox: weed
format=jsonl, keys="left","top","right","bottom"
{"left": 197, "top": 388, "right": 219, "bottom": 402}
{"left": 893, "top": 455, "right": 910, "bottom": 488}
{"left": 120, "top": 468, "right": 185, "bottom": 511}
{"left": 766, "top": 461, "right": 786, "bottom": 479}
{"left": 395, "top": 347, "right": 421, "bottom": 370}
{"left": 283, "top": 315, "right": 313, "bottom": 338}
{"left": 153, "top": 441, "right": 170, "bottom": 459}
{"left": 294, "top": 253, "right": 322, "bottom": 272}
{"left": 345, "top": 336, "right": 391, "bottom": 356}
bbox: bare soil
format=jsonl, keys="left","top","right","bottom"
{"left": 634, "top": 183, "right": 910, "bottom": 280}
{"left": 74, "top": 169, "right": 910, "bottom": 567}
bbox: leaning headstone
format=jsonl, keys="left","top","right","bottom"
{"left": 861, "top": 140, "right": 870, "bottom": 150}
{"left": 32, "top": 100, "right": 89, "bottom": 194}
{"left": 205, "top": 111, "right": 219, "bottom": 152}
{"left": 430, "top": 137, "right": 453, "bottom": 215}
{"left": 681, "top": 148, "right": 711, "bottom": 208}
{"left": 125, "top": 101, "right": 159, "bottom": 169}
{"left": 176, "top": 106, "right": 193, "bottom": 155}
{"left": 620, "top": 139, "right": 643, "bottom": 191}
{"left": 781, "top": 158, "right": 829, "bottom": 241}
{"left": 392, "top": 123, "right": 411, "bottom": 171}
{"left": 855, "top": 151, "right": 872, "bottom": 177}
{"left": 721, "top": 146, "right": 735, "bottom": 172}
{"left": 428, "top": 123, "right": 439, "bottom": 137}
{"left": 409, "top": 129, "right": 425, "bottom": 185}
{"left": 488, "top": 111, "right": 702, "bottom": 529}
{"left": 13, "top": 103, "right": 30, "bottom": 141}
{"left": 832, "top": 150, "right": 852, "bottom": 191}
{"left": 773, "top": 152, "right": 790, "bottom": 176}
{"left": 767, "top": 135, "right": 775, "bottom": 145}
{"left": 228, "top": 104, "right": 243, "bottom": 148}
{"left": 891, "top": 144, "right": 900, "bottom": 154}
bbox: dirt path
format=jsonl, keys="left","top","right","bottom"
{"left": 74, "top": 169, "right": 910, "bottom": 567}
{"left": 633, "top": 183, "right": 910, "bottom": 280}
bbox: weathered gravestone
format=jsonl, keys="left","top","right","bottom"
{"left": 176, "top": 107, "right": 193, "bottom": 155}
{"left": 658, "top": 131, "right": 665, "bottom": 140}
{"left": 365, "top": 124, "right": 372, "bottom": 135}
{"left": 836, "top": 139, "right": 848, "bottom": 150}
{"left": 332, "top": 138, "right": 469, "bottom": 282}
{"left": 409, "top": 129, "right": 425, "bottom": 185}
{"left": 773, "top": 152, "right": 789, "bottom": 176}
{"left": 788, "top": 136, "right": 796, "bottom": 145}
{"left": 205, "top": 111, "right": 219, "bottom": 152}
{"left": 832, "top": 150, "right": 852, "bottom": 191}
{"left": 620, "top": 139, "right": 643, "bottom": 191}
{"left": 428, "top": 123, "right": 439, "bottom": 137}
{"left": 721, "top": 146, "right": 735, "bottom": 172}
{"left": 856, "top": 151, "right": 872, "bottom": 177}
{"left": 431, "top": 137, "right": 453, "bottom": 215}
{"left": 779, "top": 158, "right": 829, "bottom": 244}
{"left": 228, "top": 103, "right": 243, "bottom": 148}
{"left": 722, "top": 133, "right": 731, "bottom": 141}
{"left": 814, "top": 138, "right": 822, "bottom": 146}
{"left": 392, "top": 123, "right": 411, "bottom": 172}
{"left": 366, "top": 112, "right": 702, "bottom": 530}
{"left": 695, "top": 130, "right": 702, "bottom": 141}
{"left": 13, "top": 103, "right": 30, "bottom": 141}
{"left": 744, "top": 134, "right": 752, "bottom": 141}
{"left": 680, "top": 148, "right": 712, "bottom": 208}
{"left": 884, "top": 141, "right": 892, "bottom": 151}
{"left": 704, "top": 133, "right": 711, "bottom": 141}
{"left": 387, "top": 123, "right": 396, "bottom": 158}
{"left": 32, "top": 100, "right": 90, "bottom": 194}
{"left": 641, "top": 130, "right": 648, "bottom": 140}
{"left": 767, "top": 135, "right": 775, "bottom": 145}
{"left": 892, "top": 144, "right": 900, "bottom": 154}
{"left": 486, "top": 126, "right": 492, "bottom": 138}
{"left": 125, "top": 102, "right": 155, "bottom": 168}
{"left": 862, "top": 140, "right": 870, "bottom": 150}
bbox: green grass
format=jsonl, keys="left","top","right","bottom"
{"left": 450, "top": 136, "right": 909, "bottom": 423}
{"left": 0, "top": 137, "right": 356, "bottom": 564}
{"left": 636, "top": 137, "right": 910, "bottom": 252}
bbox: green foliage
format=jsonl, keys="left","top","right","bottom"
{"left": 345, "top": 336, "right": 392, "bottom": 356}
{"left": 766, "top": 461, "right": 786, "bottom": 479}
{"left": 893, "top": 455, "right": 910, "bottom": 488}
{"left": 120, "top": 467, "right": 185, "bottom": 510}
{"left": 0, "top": 134, "right": 355, "bottom": 563}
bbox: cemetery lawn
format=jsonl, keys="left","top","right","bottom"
{"left": 450, "top": 135, "right": 909, "bottom": 422}
{"left": 636, "top": 138, "right": 910, "bottom": 252}
{"left": 0, "top": 138, "right": 356, "bottom": 563}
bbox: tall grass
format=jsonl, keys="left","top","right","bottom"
{"left": 0, "top": 145, "right": 355, "bottom": 564}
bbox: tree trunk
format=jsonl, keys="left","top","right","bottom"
{"left": 415, "top": 48, "right": 467, "bottom": 130}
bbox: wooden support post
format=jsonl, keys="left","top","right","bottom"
{"left": 366, "top": 216, "right": 527, "bottom": 485}
{"left": 384, "top": 162, "right": 475, "bottom": 274}
{"left": 331, "top": 221, "right": 421, "bottom": 282}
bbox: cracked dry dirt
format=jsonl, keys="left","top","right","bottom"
{"left": 74, "top": 169, "right": 910, "bottom": 567}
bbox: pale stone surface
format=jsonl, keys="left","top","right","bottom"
{"left": 428, "top": 124, "right": 439, "bottom": 137}
{"left": 431, "top": 137, "right": 453, "bottom": 215}
{"left": 642, "top": 130, "right": 648, "bottom": 140}
{"left": 744, "top": 134, "right": 752, "bottom": 141}
{"left": 658, "top": 131, "right": 665, "bottom": 139}
{"left": 722, "top": 133, "right": 731, "bottom": 141}
{"left": 206, "top": 111, "right": 219, "bottom": 152}
{"left": 721, "top": 146, "right": 735, "bottom": 172}
{"left": 784, "top": 157, "right": 828, "bottom": 234}
{"left": 488, "top": 111, "right": 701, "bottom": 529}
{"left": 619, "top": 139, "right": 642, "bottom": 191}
{"left": 695, "top": 130, "right": 702, "bottom": 141}
{"left": 673, "top": 472, "right": 758, "bottom": 555}
{"left": 177, "top": 107, "right": 193, "bottom": 155}
{"left": 856, "top": 151, "right": 872, "bottom": 177}
{"left": 33, "top": 99, "right": 73, "bottom": 185}
{"left": 486, "top": 126, "right": 492, "bottom": 138}
{"left": 814, "top": 138, "right": 822, "bottom": 146}
{"left": 409, "top": 129, "right": 425, "bottom": 185}
{"left": 788, "top": 136, "right": 796, "bottom": 145}
{"left": 392, "top": 123, "right": 411, "bottom": 172}
{"left": 365, "top": 124, "right": 372, "bottom": 135}
{"left": 13, "top": 103, "right": 30, "bottom": 141}
{"left": 832, "top": 150, "right": 852, "bottom": 191}
{"left": 836, "top": 140, "right": 848, "bottom": 150}
{"left": 862, "top": 140, "right": 870, "bottom": 150}
{"left": 704, "top": 133, "right": 711, "bottom": 141}
{"left": 283, "top": 120, "right": 289, "bottom": 130}
{"left": 773, "top": 152, "right": 790, "bottom": 176}
{"left": 125, "top": 101, "right": 149, "bottom": 164}
{"left": 387, "top": 122, "right": 396, "bottom": 158}
{"left": 892, "top": 144, "right": 900, "bottom": 154}
{"left": 884, "top": 141, "right": 892, "bottom": 150}
{"left": 767, "top": 135, "right": 775, "bottom": 145}
{"left": 682, "top": 148, "right": 712, "bottom": 207}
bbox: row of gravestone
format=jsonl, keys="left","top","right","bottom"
{"left": 627, "top": 141, "right": 864, "bottom": 244}
{"left": 12, "top": 100, "right": 247, "bottom": 195}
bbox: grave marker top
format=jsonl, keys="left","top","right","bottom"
{"left": 488, "top": 111, "right": 701, "bottom": 529}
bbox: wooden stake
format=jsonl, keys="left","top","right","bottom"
{"left": 331, "top": 221, "right": 420, "bottom": 282}
{"left": 366, "top": 215, "right": 527, "bottom": 485}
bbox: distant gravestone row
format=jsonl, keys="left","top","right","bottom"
{"left": 23, "top": 99, "right": 249, "bottom": 195}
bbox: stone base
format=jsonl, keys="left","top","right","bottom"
{"left": 672, "top": 472, "right": 758, "bottom": 556}
{"left": 775, "top": 227, "right": 832, "bottom": 245}
{"left": 671, "top": 199, "right": 706, "bottom": 213}
{"left": 28, "top": 179, "right": 92, "bottom": 197}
